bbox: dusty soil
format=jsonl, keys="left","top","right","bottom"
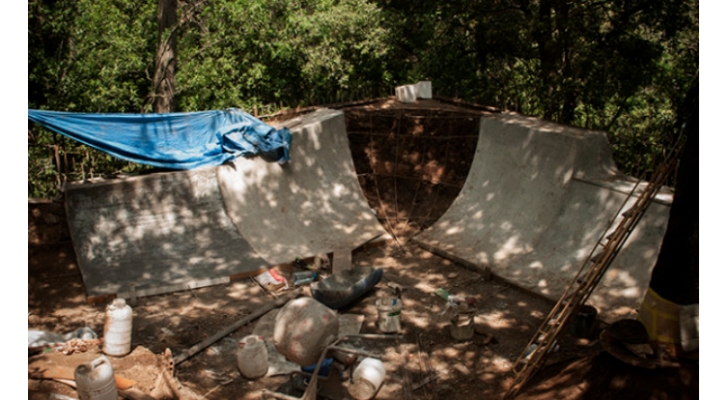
{"left": 27, "top": 202, "right": 698, "bottom": 400}
{"left": 28, "top": 99, "right": 697, "bottom": 399}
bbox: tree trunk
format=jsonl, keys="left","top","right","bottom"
{"left": 534, "top": 0, "right": 559, "bottom": 121}
{"left": 152, "top": 0, "right": 177, "bottom": 113}
{"left": 647, "top": 77, "right": 699, "bottom": 305}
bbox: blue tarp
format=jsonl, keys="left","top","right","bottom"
{"left": 28, "top": 108, "right": 291, "bottom": 169}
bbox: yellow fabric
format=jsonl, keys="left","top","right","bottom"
{"left": 639, "top": 287, "right": 681, "bottom": 344}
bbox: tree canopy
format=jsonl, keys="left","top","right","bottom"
{"left": 28, "top": 0, "right": 698, "bottom": 198}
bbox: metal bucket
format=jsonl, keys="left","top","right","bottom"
{"left": 450, "top": 311, "right": 475, "bottom": 340}
{"left": 569, "top": 305, "right": 597, "bottom": 338}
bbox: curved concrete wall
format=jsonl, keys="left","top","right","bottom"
{"left": 217, "top": 109, "right": 387, "bottom": 265}
{"left": 414, "top": 113, "right": 672, "bottom": 320}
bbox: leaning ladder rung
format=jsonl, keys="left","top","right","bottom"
{"left": 605, "top": 231, "right": 617, "bottom": 240}
{"left": 591, "top": 251, "right": 604, "bottom": 263}
{"left": 622, "top": 207, "right": 636, "bottom": 217}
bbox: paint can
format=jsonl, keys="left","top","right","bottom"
{"left": 348, "top": 357, "right": 386, "bottom": 400}
{"left": 237, "top": 335, "right": 268, "bottom": 380}
{"left": 569, "top": 305, "right": 597, "bottom": 338}
{"left": 376, "top": 297, "right": 402, "bottom": 333}
{"left": 74, "top": 356, "right": 118, "bottom": 400}
{"left": 103, "top": 298, "right": 133, "bottom": 356}
{"left": 450, "top": 310, "right": 475, "bottom": 340}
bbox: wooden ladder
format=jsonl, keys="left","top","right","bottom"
{"left": 505, "top": 140, "right": 685, "bottom": 398}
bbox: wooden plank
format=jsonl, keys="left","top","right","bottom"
{"left": 173, "top": 288, "right": 303, "bottom": 365}
{"left": 333, "top": 249, "right": 352, "bottom": 274}
{"left": 28, "top": 366, "right": 136, "bottom": 390}
{"left": 115, "top": 276, "right": 231, "bottom": 300}
{"left": 119, "top": 388, "right": 158, "bottom": 400}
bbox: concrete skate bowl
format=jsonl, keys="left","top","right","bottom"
{"left": 340, "top": 99, "right": 489, "bottom": 240}
{"left": 65, "top": 108, "right": 387, "bottom": 300}
{"left": 64, "top": 99, "right": 672, "bottom": 318}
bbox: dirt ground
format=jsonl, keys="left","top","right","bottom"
{"left": 28, "top": 99, "right": 697, "bottom": 399}
{"left": 28, "top": 202, "right": 698, "bottom": 400}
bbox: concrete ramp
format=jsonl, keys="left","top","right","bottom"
{"left": 218, "top": 109, "right": 388, "bottom": 265}
{"left": 413, "top": 113, "right": 672, "bottom": 320}
{"left": 65, "top": 108, "right": 387, "bottom": 299}
{"left": 65, "top": 167, "right": 269, "bottom": 298}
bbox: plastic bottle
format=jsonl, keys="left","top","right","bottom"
{"left": 103, "top": 298, "right": 133, "bottom": 356}
{"left": 75, "top": 356, "right": 118, "bottom": 400}
{"left": 293, "top": 271, "right": 317, "bottom": 286}
{"left": 376, "top": 297, "right": 403, "bottom": 333}
{"left": 237, "top": 335, "right": 268, "bottom": 380}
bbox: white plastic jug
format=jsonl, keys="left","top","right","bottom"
{"left": 75, "top": 356, "right": 118, "bottom": 400}
{"left": 349, "top": 357, "right": 386, "bottom": 400}
{"left": 237, "top": 335, "right": 269, "bottom": 380}
{"left": 103, "top": 298, "right": 133, "bottom": 356}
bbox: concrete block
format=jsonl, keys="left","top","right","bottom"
{"left": 333, "top": 249, "right": 352, "bottom": 274}
{"left": 396, "top": 85, "right": 417, "bottom": 103}
{"left": 417, "top": 81, "right": 432, "bottom": 99}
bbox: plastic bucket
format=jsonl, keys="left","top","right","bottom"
{"left": 376, "top": 297, "right": 403, "bottom": 333}
{"left": 569, "top": 305, "right": 598, "bottom": 338}
{"left": 349, "top": 357, "right": 386, "bottom": 400}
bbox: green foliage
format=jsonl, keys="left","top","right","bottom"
{"left": 29, "top": 0, "right": 159, "bottom": 197}
{"left": 376, "top": 0, "right": 698, "bottom": 179}
{"left": 28, "top": 0, "right": 698, "bottom": 197}
{"left": 29, "top": 0, "right": 157, "bottom": 113}
{"left": 175, "top": 0, "right": 391, "bottom": 111}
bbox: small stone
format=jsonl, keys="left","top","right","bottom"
{"left": 447, "top": 272, "right": 459, "bottom": 279}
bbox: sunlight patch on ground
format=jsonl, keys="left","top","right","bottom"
{"left": 478, "top": 310, "right": 518, "bottom": 329}
{"left": 481, "top": 354, "right": 513, "bottom": 373}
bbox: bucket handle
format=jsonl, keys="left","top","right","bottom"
{"left": 91, "top": 358, "right": 107, "bottom": 368}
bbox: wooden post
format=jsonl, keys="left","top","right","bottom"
{"left": 53, "top": 145, "right": 62, "bottom": 186}
{"left": 63, "top": 147, "right": 69, "bottom": 176}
